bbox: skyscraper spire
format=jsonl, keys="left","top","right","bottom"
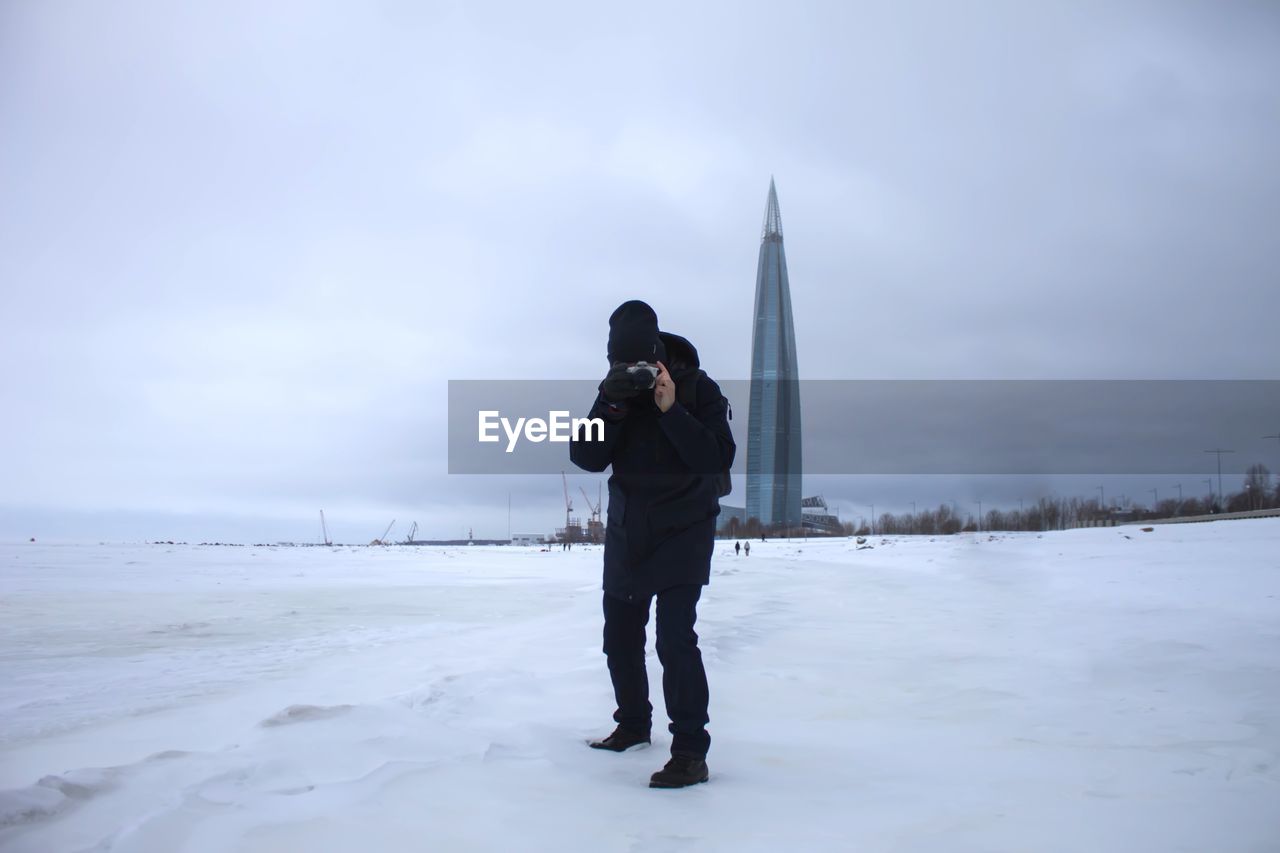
{"left": 762, "top": 176, "right": 784, "bottom": 240}
{"left": 746, "top": 178, "right": 803, "bottom": 530}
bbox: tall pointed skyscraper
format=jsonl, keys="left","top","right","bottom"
{"left": 746, "top": 178, "right": 803, "bottom": 529}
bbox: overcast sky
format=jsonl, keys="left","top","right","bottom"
{"left": 3, "top": 0, "right": 1278, "bottom": 543}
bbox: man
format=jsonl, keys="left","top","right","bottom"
{"left": 569, "top": 300, "right": 735, "bottom": 789}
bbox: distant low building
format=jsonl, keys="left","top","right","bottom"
{"left": 510, "top": 533, "right": 545, "bottom": 546}
{"left": 800, "top": 495, "right": 842, "bottom": 535}
{"left": 717, "top": 498, "right": 841, "bottom": 536}
{"left": 717, "top": 505, "right": 747, "bottom": 534}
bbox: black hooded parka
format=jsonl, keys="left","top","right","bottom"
{"left": 570, "top": 332, "right": 735, "bottom": 602}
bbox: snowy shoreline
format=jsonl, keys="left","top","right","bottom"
{"left": 2, "top": 522, "right": 1278, "bottom": 851}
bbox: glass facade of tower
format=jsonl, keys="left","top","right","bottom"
{"left": 746, "top": 179, "right": 803, "bottom": 529}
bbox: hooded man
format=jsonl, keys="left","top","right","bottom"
{"left": 569, "top": 299, "right": 735, "bottom": 789}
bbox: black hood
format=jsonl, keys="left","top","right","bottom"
{"left": 658, "top": 331, "right": 700, "bottom": 378}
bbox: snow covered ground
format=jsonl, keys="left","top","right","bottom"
{"left": 2, "top": 521, "right": 1278, "bottom": 852}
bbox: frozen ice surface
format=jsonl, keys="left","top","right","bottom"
{"left": 2, "top": 521, "right": 1278, "bottom": 851}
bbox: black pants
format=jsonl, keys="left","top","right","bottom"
{"left": 602, "top": 583, "right": 710, "bottom": 757}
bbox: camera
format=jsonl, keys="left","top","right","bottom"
{"left": 602, "top": 360, "right": 660, "bottom": 401}
{"left": 622, "top": 361, "right": 659, "bottom": 390}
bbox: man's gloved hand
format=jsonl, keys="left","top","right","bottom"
{"left": 601, "top": 363, "right": 642, "bottom": 402}
{"left": 595, "top": 375, "right": 632, "bottom": 422}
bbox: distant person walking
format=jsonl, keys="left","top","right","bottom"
{"left": 734, "top": 541, "right": 741, "bottom": 556}
{"left": 743, "top": 541, "right": 750, "bottom": 557}
{"left": 569, "top": 300, "right": 735, "bottom": 789}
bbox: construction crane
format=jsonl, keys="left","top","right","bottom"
{"left": 403, "top": 522, "right": 418, "bottom": 545}
{"left": 562, "top": 471, "right": 573, "bottom": 532}
{"left": 370, "top": 519, "right": 395, "bottom": 546}
{"left": 557, "top": 471, "right": 586, "bottom": 544}
{"left": 319, "top": 510, "right": 331, "bottom": 546}
{"left": 579, "top": 484, "right": 606, "bottom": 544}
{"left": 580, "top": 486, "right": 601, "bottom": 524}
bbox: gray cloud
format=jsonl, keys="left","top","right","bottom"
{"left": 2, "top": 0, "right": 1277, "bottom": 542}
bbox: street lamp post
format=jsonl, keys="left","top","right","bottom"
{"left": 1265, "top": 432, "right": 1280, "bottom": 473}
{"left": 1204, "top": 449, "right": 1235, "bottom": 511}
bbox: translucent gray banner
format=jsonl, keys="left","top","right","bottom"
{"left": 447, "top": 380, "right": 1280, "bottom": 475}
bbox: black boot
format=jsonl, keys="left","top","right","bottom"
{"left": 589, "top": 726, "right": 651, "bottom": 752}
{"left": 649, "top": 752, "right": 709, "bottom": 788}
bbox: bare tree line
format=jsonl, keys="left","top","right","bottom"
{"left": 720, "top": 464, "right": 1276, "bottom": 536}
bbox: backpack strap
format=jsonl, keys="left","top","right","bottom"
{"left": 676, "top": 368, "right": 705, "bottom": 411}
